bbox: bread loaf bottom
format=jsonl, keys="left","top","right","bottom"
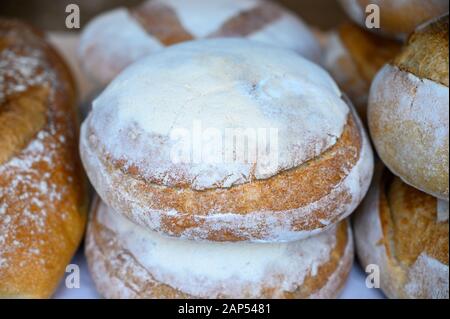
{"left": 86, "top": 199, "right": 354, "bottom": 299}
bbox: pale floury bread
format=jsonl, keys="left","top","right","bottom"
{"left": 86, "top": 198, "right": 354, "bottom": 299}
{"left": 368, "top": 15, "right": 449, "bottom": 200}
{"left": 80, "top": 39, "right": 374, "bottom": 242}
{"left": 78, "top": 0, "right": 321, "bottom": 87}
{"left": 354, "top": 166, "right": 449, "bottom": 299}
{"left": 339, "top": 0, "right": 449, "bottom": 39}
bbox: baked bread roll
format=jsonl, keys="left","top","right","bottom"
{"left": 0, "top": 19, "right": 87, "bottom": 298}
{"left": 339, "top": 0, "right": 449, "bottom": 39}
{"left": 80, "top": 38, "right": 374, "bottom": 242}
{"left": 322, "top": 22, "right": 401, "bottom": 120}
{"left": 354, "top": 166, "right": 449, "bottom": 299}
{"left": 78, "top": 0, "right": 321, "bottom": 87}
{"left": 368, "top": 15, "right": 449, "bottom": 200}
{"left": 86, "top": 198, "right": 354, "bottom": 299}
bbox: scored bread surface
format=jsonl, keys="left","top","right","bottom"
{"left": 0, "top": 19, "right": 87, "bottom": 298}
{"left": 78, "top": 0, "right": 321, "bottom": 86}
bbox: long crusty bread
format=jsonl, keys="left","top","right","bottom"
{"left": 0, "top": 19, "right": 88, "bottom": 298}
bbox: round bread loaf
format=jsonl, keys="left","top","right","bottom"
{"left": 78, "top": 0, "right": 321, "bottom": 87}
{"left": 86, "top": 198, "right": 354, "bottom": 299}
{"left": 0, "top": 19, "right": 88, "bottom": 298}
{"left": 322, "top": 22, "right": 401, "bottom": 120}
{"left": 354, "top": 166, "right": 449, "bottom": 299}
{"left": 368, "top": 15, "right": 449, "bottom": 200}
{"left": 80, "top": 39, "right": 374, "bottom": 242}
{"left": 339, "top": 0, "right": 449, "bottom": 39}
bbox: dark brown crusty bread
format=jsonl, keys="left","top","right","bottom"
{"left": 0, "top": 19, "right": 88, "bottom": 298}
{"left": 354, "top": 166, "right": 449, "bottom": 299}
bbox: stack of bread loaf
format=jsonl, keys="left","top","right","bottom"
{"left": 78, "top": 0, "right": 375, "bottom": 298}
{"left": 80, "top": 38, "right": 374, "bottom": 299}
{"left": 324, "top": 1, "right": 449, "bottom": 299}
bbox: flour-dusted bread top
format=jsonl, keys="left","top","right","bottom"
{"left": 368, "top": 15, "right": 449, "bottom": 200}
{"left": 78, "top": 0, "right": 321, "bottom": 86}
{"left": 84, "top": 39, "right": 349, "bottom": 190}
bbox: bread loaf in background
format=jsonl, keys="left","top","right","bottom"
{"left": 322, "top": 22, "right": 401, "bottom": 121}
{"left": 78, "top": 0, "right": 321, "bottom": 87}
{"left": 339, "top": 0, "right": 449, "bottom": 39}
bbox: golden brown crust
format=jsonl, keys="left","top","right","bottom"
{"left": 114, "top": 115, "right": 360, "bottom": 219}
{"left": 393, "top": 14, "right": 449, "bottom": 87}
{"left": 0, "top": 87, "right": 48, "bottom": 165}
{"left": 339, "top": 22, "right": 401, "bottom": 84}
{"left": 132, "top": 0, "right": 286, "bottom": 43}
{"left": 379, "top": 172, "right": 449, "bottom": 299}
{"left": 325, "top": 22, "right": 401, "bottom": 119}
{"left": 354, "top": 166, "right": 449, "bottom": 299}
{"left": 0, "top": 19, "right": 87, "bottom": 298}
{"left": 86, "top": 199, "right": 353, "bottom": 299}
{"left": 384, "top": 175, "right": 448, "bottom": 267}
{"left": 131, "top": 1, "right": 194, "bottom": 46}
{"left": 82, "top": 107, "right": 373, "bottom": 241}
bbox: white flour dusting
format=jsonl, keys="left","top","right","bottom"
{"left": 87, "top": 39, "right": 348, "bottom": 190}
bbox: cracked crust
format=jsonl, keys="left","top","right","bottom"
{"left": 354, "top": 166, "right": 449, "bottom": 299}
{"left": 85, "top": 198, "right": 354, "bottom": 299}
{"left": 368, "top": 16, "right": 449, "bottom": 200}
